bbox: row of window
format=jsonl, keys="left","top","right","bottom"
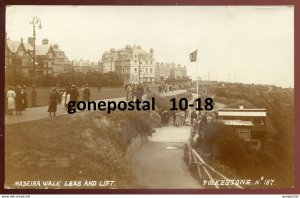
{"left": 133, "top": 68, "right": 153, "bottom": 73}
{"left": 133, "top": 60, "right": 153, "bottom": 65}
{"left": 121, "top": 67, "right": 154, "bottom": 74}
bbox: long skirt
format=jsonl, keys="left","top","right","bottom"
{"left": 7, "top": 97, "right": 15, "bottom": 110}
{"left": 48, "top": 102, "right": 57, "bottom": 113}
{"left": 175, "top": 115, "right": 181, "bottom": 126}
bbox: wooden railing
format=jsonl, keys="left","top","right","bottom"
{"left": 187, "top": 134, "right": 243, "bottom": 189}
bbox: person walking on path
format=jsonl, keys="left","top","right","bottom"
{"left": 172, "top": 110, "right": 176, "bottom": 126}
{"left": 179, "top": 110, "right": 186, "bottom": 126}
{"left": 136, "top": 84, "right": 144, "bottom": 101}
{"left": 61, "top": 86, "right": 70, "bottom": 114}
{"left": 20, "top": 88, "right": 27, "bottom": 111}
{"left": 190, "top": 109, "right": 197, "bottom": 126}
{"left": 83, "top": 84, "right": 91, "bottom": 102}
{"left": 21, "top": 86, "right": 28, "bottom": 110}
{"left": 126, "top": 84, "right": 132, "bottom": 101}
{"left": 69, "top": 85, "right": 79, "bottom": 104}
{"left": 15, "top": 85, "right": 25, "bottom": 115}
{"left": 31, "top": 85, "right": 37, "bottom": 107}
{"left": 7, "top": 87, "right": 16, "bottom": 115}
{"left": 48, "top": 88, "right": 58, "bottom": 117}
{"left": 158, "top": 85, "right": 161, "bottom": 94}
{"left": 184, "top": 108, "right": 189, "bottom": 119}
{"left": 161, "top": 108, "right": 169, "bottom": 127}
{"left": 175, "top": 110, "right": 181, "bottom": 127}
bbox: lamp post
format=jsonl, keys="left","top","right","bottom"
{"left": 30, "top": 16, "right": 42, "bottom": 83}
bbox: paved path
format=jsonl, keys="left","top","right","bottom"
{"left": 5, "top": 97, "right": 126, "bottom": 125}
{"left": 131, "top": 92, "right": 203, "bottom": 189}
{"left": 5, "top": 89, "right": 189, "bottom": 125}
{"left": 132, "top": 126, "right": 202, "bottom": 189}
{"left": 131, "top": 91, "right": 226, "bottom": 189}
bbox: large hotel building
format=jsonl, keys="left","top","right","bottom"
{"left": 100, "top": 45, "right": 187, "bottom": 84}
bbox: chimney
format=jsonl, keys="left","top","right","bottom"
{"left": 20, "top": 38, "right": 23, "bottom": 43}
{"left": 150, "top": 48, "right": 153, "bottom": 55}
{"left": 42, "top": 38, "right": 49, "bottom": 45}
{"left": 28, "top": 37, "right": 34, "bottom": 46}
{"left": 53, "top": 43, "right": 59, "bottom": 49}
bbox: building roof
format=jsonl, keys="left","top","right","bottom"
{"left": 7, "top": 40, "right": 21, "bottom": 53}
{"left": 222, "top": 120, "right": 254, "bottom": 127}
{"left": 35, "top": 44, "right": 52, "bottom": 56}
{"left": 218, "top": 111, "right": 266, "bottom": 117}
{"left": 218, "top": 108, "right": 266, "bottom": 112}
{"left": 218, "top": 107, "right": 266, "bottom": 117}
{"left": 23, "top": 43, "right": 33, "bottom": 51}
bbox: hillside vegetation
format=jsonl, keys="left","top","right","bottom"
{"left": 197, "top": 84, "right": 294, "bottom": 188}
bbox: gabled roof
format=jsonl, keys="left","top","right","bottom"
{"left": 23, "top": 43, "right": 33, "bottom": 51}
{"left": 7, "top": 40, "right": 21, "bottom": 53}
{"left": 35, "top": 44, "right": 55, "bottom": 56}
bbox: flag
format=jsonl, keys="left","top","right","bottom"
{"left": 189, "top": 50, "right": 197, "bottom": 62}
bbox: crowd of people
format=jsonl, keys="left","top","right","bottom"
{"left": 124, "top": 83, "right": 145, "bottom": 101}
{"left": 159, "top": 107, "right": 190, "bottom": 127}
{"left": 158, "top": 82, "right": 191, "bottom": 94}
{"left": 6, "top": 81, "right": 191, "bottom": 119}
{"left": 5, "top": 83, "right": 92, "bottom": 117}
{"left": 49, "top": 83, "right": 91, "bottom": 116}
{"left": 190, "top": 110, "right": 217, "bottom": 142}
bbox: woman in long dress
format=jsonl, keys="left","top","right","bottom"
{"left": 61, "top": 86, "right": 70, "bottom": 114}
{"left": 175, "top": 110, "right": 181, "bottom": 127}
{"left": 7, "top": 87, "right": 16, "bottom": 115}
{"left": 127, "top": 85, "right": 133, "bottom": 101}
{"left": 48, "top": 88, "right": 58, "bottom": 116}
{"left": 179, "top": 110, "right": 186, "bottom": 126}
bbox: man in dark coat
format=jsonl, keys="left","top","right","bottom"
{"left": 83, "top": 84, "right": 91, "bottom": 102}
{"left": 15, "top": 85, "right": 25, "bottom": 115}
{"left": 190, "top": 109, "right": 197, "bottom": 125}
{"left": 136, "top": 84, "right": 144, "bottom": 101}
{"left": 69, "top": 85, "right": 79, "bottom": 103}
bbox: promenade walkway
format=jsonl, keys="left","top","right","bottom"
{"left": 5, "top": 89, "right": 188, "bottom": 125}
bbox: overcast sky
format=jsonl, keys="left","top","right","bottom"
{"left": 6, "top": 6, "right": 294, "bottom": 87}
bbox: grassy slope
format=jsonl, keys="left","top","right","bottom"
{"left": 5, "top": 110, "right": 151, "bottom": 189}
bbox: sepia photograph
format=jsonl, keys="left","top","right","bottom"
{"left": 4, "top": 5, "right": 294, "bottom": 190}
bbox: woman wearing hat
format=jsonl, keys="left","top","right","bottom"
{"left": 48, "top": 88, "right": 58, "bottom": 116}
{"left": 15, "top": 85, "right": 25, "bottom": 115}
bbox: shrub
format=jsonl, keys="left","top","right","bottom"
{"left": 213, "top": 136, "right": 249, "bottom": 171}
